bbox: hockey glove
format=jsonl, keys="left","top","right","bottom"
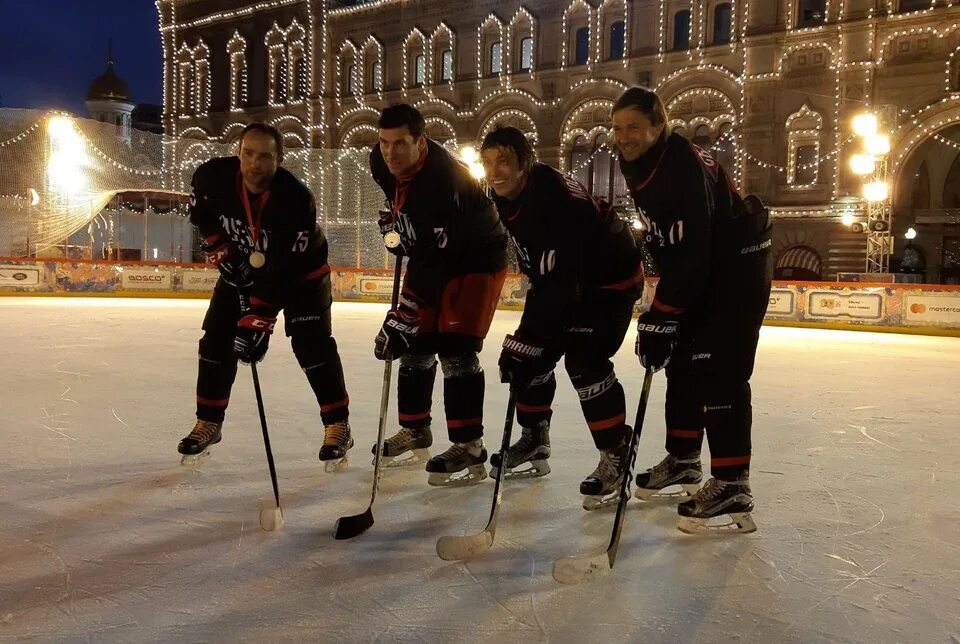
{"left": 498, "top": 333, "right": 553, "bottom": 390}
{"left": 374, "top": 295, "right": 420, "bottom": 361}
{"left": 235, "top": 297, "right": 278, "bottom": 364}
{"left": 635, "top": 307, "right": 680, "bottom": 372}
{"left": 202, "top": 233, "right": 255, "bottom": 289}
{"left": 378, "top": 210, "right": 406, "bottom": 257}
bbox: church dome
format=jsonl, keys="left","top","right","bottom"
{"left": 87, "top": 59, "right": 131, "bottom": 102}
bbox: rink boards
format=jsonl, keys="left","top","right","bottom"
{"left": 2, "top": 257, "right": 959, "bottom": 336}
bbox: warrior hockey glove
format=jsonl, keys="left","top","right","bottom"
{"left": 202, "top": 233, "right": 255, "bottom": 289}
{"left": 499, "top": 333, "right": 553, "bottom": 389}
{"left": 235, "top": 297, "right": 278, "bottom": 364}
{"left": 374, "top": 295, "right": 420, "bottom": 361}
{"left": 635, "top": 308, "right": 680, "bottom": 372}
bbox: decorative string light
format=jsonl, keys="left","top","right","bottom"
{"left": 595, "top": 0, "right": 628, "bottom": 66}
{"left": 0, "top": 119, "right": 42, "bottom": 147}
{"left": 401, "top": 28, "right": 427, "bottom": 96}
{"left": 476, "top": 13, "right": 506, "bottom": 90}
{"left": 561, "top": 0, "right": 594, "bottom": 71}
{"left": 335, "top": 38, "right": 361, "bottom": 109}
{"left": 508, "top": 7, "right": 536, "bottom": 82}
{"left": 227, "top": 32, "right": 248, "bottom": 112}
{"left": 478, "top": 109, "right": 540, "bottom": 145}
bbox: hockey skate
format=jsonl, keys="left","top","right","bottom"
{"left": 677, "top": 477, "right": 757, "bottom": 535}
{"left": 426, "top": 440, "right": 488, "bottom": 487}
{"left": 634, "top": 454, "right": 703, "bottom": 503}
{"left": 178, "top": 420, "right": 222, "bottom": 466}
{"left": 319, "top": 421, "right": 354, "bottom": 473}
{"left": 580, "top": 440, "right": 629, "bottom": 511}
{"left": 374, "top": 425, "right": 433, "bottom": 468}
{"left": 489, "top": 421, "right": 551, "bottom": 479}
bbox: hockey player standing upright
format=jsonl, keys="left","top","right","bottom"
{"left": 178, "top": 123, "right": 353, "bottom": 470}
{"left": 611, "top": 87, "right": 773, "bottom": 533}
{"left": 369, "top": 104, "right": 508, "bottom": 486}
{"left": 480, "top": 126, "right": 644, "bottom": 508}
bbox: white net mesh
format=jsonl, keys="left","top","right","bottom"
{"left": 0, "top": 108, "right": 391, "bottom": 268}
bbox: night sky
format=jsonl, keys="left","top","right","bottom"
{"left": 0, "top": 1, "right": 162, "bottom": 112}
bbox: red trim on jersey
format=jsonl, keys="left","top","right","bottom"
{"left": 304, "top": 264, "right": 331, "bottom": 281}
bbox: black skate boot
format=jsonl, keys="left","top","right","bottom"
{"left": 319, "top": 421, "right": 354, "bottom": 473}
{"left": 677, "top": 477, "right": 756, "bottom": 535}
{"left": 178, "top": 419, "right": 222, "bottom": 466}
{"left": 634, "top": 453, "right": 703, "bottom": 503}
{"left": 426, "top": 439, "right": 488, "bottom": 487}
{"left": 490, "top": 421, "right": 551, "bottom": 479}
{"left": 580, "top": 438, "right": 629, "bottom": 510}
{"left": 374, "top": 425, "right": 433, "bottom": 468}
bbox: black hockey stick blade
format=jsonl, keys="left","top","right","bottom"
{"left": 334, "top": 507, "right": 373, "bottom": 540}
{"left": 552, "top": 368, "right": 655, "bottom": 584}
{"left": 436, "top": 390, "right": 517, "bottom": 561}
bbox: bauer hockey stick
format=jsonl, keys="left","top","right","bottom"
{"left": 334, "top": 253, "right": 403, "bottom": 540}
{"left": 251, "top": 362, "right": 284, "bottom": 531}
{"left": 435, "top": 388, "right": 518, "bottom": 560}
{"left": 552, "top": 367, "right": 655, "bottom": 584}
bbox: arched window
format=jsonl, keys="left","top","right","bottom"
{"left": 575, "top": 27, "right": 590, "bottom": 64}
{"left": 673, "top": 11, "right": 691, "bottom": 50}
{"left": 609, "top": 21, "right": 625, "bottom": 59}
{"left": 713, "top": 3, "right": 732, "bottom": 44}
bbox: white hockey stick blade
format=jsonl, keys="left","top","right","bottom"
{"left": 436, "top": 530, "right": 494, "bottom": 561}
{"left": 552, "top": 551, "right": 613, "bottom": 584}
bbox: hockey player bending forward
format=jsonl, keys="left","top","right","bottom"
{"left": 370, "top": 104, "right": 508, "bottom": 486}
{"left": 612, "top": 87, "right": 773, "bottom": 534}
{"left": 178, "top": 123, "right": 353, "bottom": 470}
{"left": 480, "top": 126, "right": 644, "bottom": 509}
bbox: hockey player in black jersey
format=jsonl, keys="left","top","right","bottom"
{"left": 370, "top": 104, "right": 508, "bottom": 486}
{"left": 480, "top": 126, "right": 644, "bottom": 509}
{"left": 179, "top": 123, "right": 353, "bottom": 471}
{"left": 612, "top": 87, "right": 773, "bottom": 533}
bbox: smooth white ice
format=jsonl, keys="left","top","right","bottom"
{"left": 1, "top": 297, "right": 959, "bottom": 643}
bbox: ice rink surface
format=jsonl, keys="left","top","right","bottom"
{"left": 2, "top": 297, "right": 959, "bottom": 643}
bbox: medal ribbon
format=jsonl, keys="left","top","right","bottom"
{"left": 237, "top": 171, "right": 271, "bottom": 250}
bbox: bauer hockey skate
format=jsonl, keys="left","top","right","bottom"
{"left": 178, "top": 420, "right": 222, "bottom": 466}
{"left": 489, "top": 421, "right": 550, "bottom": 479}
{"left": 677, "top": 477, "right": 757, "bottom": 535}
{"left": 580, "top": 440, "right": 629, "bottom": 510}
{"left": 319, "top": 421, "right": 354, "bottom": 473}
{"left": 634, "top": 454, "right": 703, "bottom": 503}
{"left": 374, "top": 425, "right": 433, "bottom": 468}
{"left": 426, "top": 439, "right": 488, "bottom": 487}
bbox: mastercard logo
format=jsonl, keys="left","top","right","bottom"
{"left": 910, "top": 303, "right": 927, "bottom": 314}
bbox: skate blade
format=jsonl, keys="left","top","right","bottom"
{"left": 179, "top": 449, "right": 212, "bottom": 467}
{"left": 582, "top": 491, "right": 621, "bottom": 511}
{"left": 427, "top": 464, "right": 488, "bottom": 487}
{"left": 677, "top": 512, "right": 757, "bottom": 535}
{"left": 491, "top": 459, "right": 550, "bottom": 480}
{"left": 634, "top": 482, "right": 701, "bottom": 504}
{"left": 322, "top": 455, "right": 349, "bottom": 473}
{"left": 379, "top": 448, "right": 431, "bottom": 469}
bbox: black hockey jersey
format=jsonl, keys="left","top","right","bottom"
{"left": 619, "top": 131, "right": 771, "bottom": 313}
{"left": 370, "top": 139, "right": 508, "bottom": 306}
{"left": 188, "top": 156, "right": 329, "bottom": 303}
{"left": 491, "top": 163, "right": 643, "bottom": 339}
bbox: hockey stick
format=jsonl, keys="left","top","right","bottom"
{"left": 552, "top": 367, "right": 654, "bottom": 584}
{"left": 251, "top": 361, "right": 283, "bottom": 531}
{"left": 435, "top": 388, "right": 518, "bottom": 561}
{"left": 334, "top": 254, "right": 403, "bottom": 540}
